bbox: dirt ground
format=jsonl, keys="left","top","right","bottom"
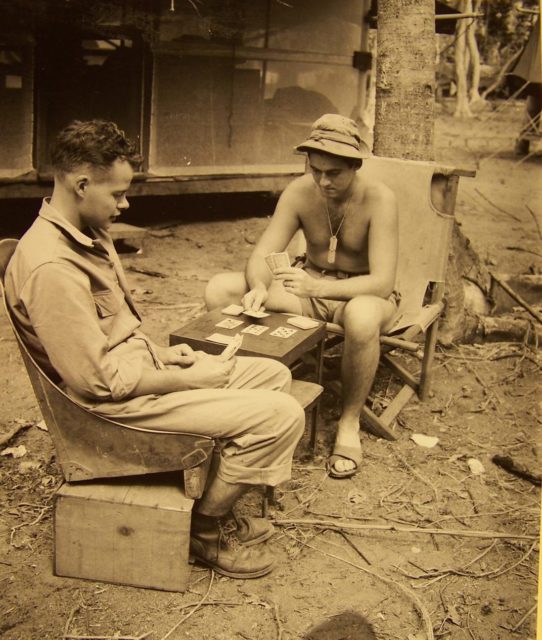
{"left": 0, "top": 100, "right": 540, "bottom": 640}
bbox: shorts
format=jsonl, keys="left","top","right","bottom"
{"left": 298, "top": 263, "right": 400, "bottom": 323}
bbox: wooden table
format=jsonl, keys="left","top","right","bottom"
{"left": 169, "top": 308, "right": 326, "bottom": 384}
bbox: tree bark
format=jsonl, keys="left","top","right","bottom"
{"left": 454, "top": 1, "right": 473, "bottom": 117}
{"left": 467, "top": 0, "right": 483, "bottom": 103}
{"left": 374, "top": 0, "right": 435, "bottom": 160}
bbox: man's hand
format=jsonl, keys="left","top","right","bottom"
{"left": 242, "top": 282, "right": 268, "bottom": 311}
{"left": 156, "top": 343, "right": 197, "bottom": 367}
{"left": 182, "top": 352, "right": 236, "bottom": 389}
{"left": 273, "top": 267, "right": 320, "bottom": 298}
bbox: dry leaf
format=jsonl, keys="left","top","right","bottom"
{"left": 411, "top": 433, "right": 439, "bottom": 448}
{"left": 1, "top": 444, "right": 27, "bottom": 458}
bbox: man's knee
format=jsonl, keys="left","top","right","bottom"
{"left": 341, "top": 296, "right": 388, "bottom": 343}
{"left": 204, "top": 272, "right": 247, "bottom": 310}
{"left": 273, "top": 393, "right": 305, "bottom": 438}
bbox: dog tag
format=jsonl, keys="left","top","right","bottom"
{"left": 328, "top": 236, "right": 338, "bottom": 264}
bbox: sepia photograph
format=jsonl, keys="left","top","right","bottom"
{"left": 0, "top": 1, "right": 540, "bottom": 639}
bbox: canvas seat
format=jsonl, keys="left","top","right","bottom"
{"left": 288, "top": 157, "right": 474, "bottom": 441}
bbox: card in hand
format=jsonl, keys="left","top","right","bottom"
{"left": 265, "top": 251, "right": 290, "bottom": 272}
{"left": 219, "top": 333, "right": 243, "bottom": 361}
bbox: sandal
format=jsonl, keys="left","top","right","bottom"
{"left": 326, "top": 444, "right": 362, "bottom": 479}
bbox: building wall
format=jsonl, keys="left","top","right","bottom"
{"left": 0, "top": 36, "right": 34, "bottom": 177}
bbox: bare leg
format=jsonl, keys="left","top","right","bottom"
{"left": 331, "top": 296, "right": 395, "bottom": 474}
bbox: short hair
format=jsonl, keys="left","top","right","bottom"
{"left": 51, "top": 120, "right": 142, "bottom": 175}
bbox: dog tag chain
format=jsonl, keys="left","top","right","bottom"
{"left": 325, "top": 198, "right": 351, "bottom": 264}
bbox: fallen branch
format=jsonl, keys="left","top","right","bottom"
{"left": 508, "top": 602, "right": 537, "bottom": 632}
{"left": 0, "top": 422, "right": 32, "bottom": 447}
{"left": 525, "top": 204, "right": 542, "bottom": 240}
{"left": 271, "top": 600, "right": 285, "bottom": 640}
{"left": 490, "top": 273, "right": 542, "bottom": 324}
{"left": 126, "top": 265, "right": 168, "bottom": 278}
{"left": 64, "top": 634, "right": 152, "bottom": 640}
{"left": 273, "top": 517, "right": 537, "bottom": 541}
{"left": 474, "top": 188, "right": 522, "bottom": 222}
{"left": 492, "top": 455, "right": 541, "bottom": 486}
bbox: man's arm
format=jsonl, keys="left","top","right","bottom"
{"left": 22, "top": 264, "right": 234, "bottom": 401}
{"left": 244, "top": 180, "right": 302, "bottom": 309}
{"left": 274, "top": 184, "right": 398, "bottom": 301}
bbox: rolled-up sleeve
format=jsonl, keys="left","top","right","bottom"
{"left": 21, "top": 262, "right": 143, "bottom": 401}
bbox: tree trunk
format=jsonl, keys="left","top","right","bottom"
{"left": 467, "top": 0, "right": 483, "bottom": 103}
{"left": 374, "top": 0, "right": 435, "bottom": 160}
{"left": 454, "top": 2, "right": 473, "bottom": 117}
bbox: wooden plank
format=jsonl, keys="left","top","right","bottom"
{"left": 290, "top": 379, "right": 323, "bottom": 410}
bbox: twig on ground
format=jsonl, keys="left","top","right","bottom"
{"left": 126, "top": 265, "right": 168, "bottom": 278}
{"left": 508, "top": 602, "right": 537, "bottom": 632}
{"left": 473, "top": 188, "right": 522, "bottom": 221}
{"left": 394, "top": 451, "right": 439, "bottom": 504}
{"left": 339, "top": 531, "right": 372, "bottom": 565}
{"left": 64, "top": 634, "right": 152, "bottom": 640}
{"left": 504, "top": 245, "right": 542, "bottom": 258}
{"left": 525, "top": 204, "right": 542, "bottom": 240}
{"left": 492, "top": 455, "right": 542, "bottom": 486}
{"left": 282, "top": 470, "right": 328, "bottom": 516}
{"left": 159, "top": 571, "right": 214, "bottom": 640}
{"left": 271, "top": 600, "right": 285, "bottom": 640}
{"left": 272, "top": 517, "right": 538, "bottom": 541}
{"left": 10, "top": 506, "right": 51, "bottom": 546}
{"left": 490, "top": 273, "right": 542, "bottom": 325}
{"left": 283, "top": 530, "right": 434, "bottom": 640}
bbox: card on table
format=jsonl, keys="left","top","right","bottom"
{"left": 206, "top": 333, "right": 237, "bottom": 345}
{"left": 265, "top": 251, "right": 290, "bottom": 272}
{"left": 221, "top": 304, "right": 244, "bottom": 316}
{"left": 215, "top": 318, "right": 244, "bottom": 329}
{"left": 241, "top": 324, "right": 269, "bottom": 336}
{"left": 269, "top": 326, "right": 297, "bottom": 339}
{"left": 286, "top": 315, "right": 320, "bottom": 330}
{"left": 242, "top": 309, "right": 270, "bottom": 319}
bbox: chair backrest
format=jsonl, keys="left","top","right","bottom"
{"left": 289, "top": 157, "right": 459, "bottom": 333}
{"left": 0, "top": 238, "right": 214, "bottom": 482}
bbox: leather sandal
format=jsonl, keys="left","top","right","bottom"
{"left": 326, "top": 444, "right": 362, "bottom": 479}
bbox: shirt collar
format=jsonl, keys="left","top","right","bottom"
{"left": 38, "top": 198, "right": 97, "bottom": 249}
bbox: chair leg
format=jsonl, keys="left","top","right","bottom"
{"left": 419, "top": 319, "right": 439, "bottom": 401}
{"left": 309, "top": 402, "right": 319, "bottom": 455}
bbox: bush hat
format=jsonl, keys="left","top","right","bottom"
{"left": 295, "top": 114, "right": 370, "bottom": 160}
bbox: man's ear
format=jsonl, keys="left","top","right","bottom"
{"left": 74, "top": 175, "right": 89, "bottom": 198}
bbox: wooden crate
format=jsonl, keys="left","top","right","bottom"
{"left": 54, "top": 475, "right": 194, "bottom": 591}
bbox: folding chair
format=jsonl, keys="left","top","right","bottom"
{"left": 288, "top": 157, "right": 474, "bottom": 441}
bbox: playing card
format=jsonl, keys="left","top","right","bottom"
{"left": 287, "top": 316, "right": 320, "bottom": 330}
{"left": 242, "top": 309, "right": 270, "bottom": 319}
{"left": 219, "top": 333, "right": 243, "bottom": 361}
{"left": 269, "top": 326, "right": 297, "bottom": 338}
{"left": 206, "top": 333, "right": 236, "bottom": 345}
{"left": 265, "top": 251, "right": 290, "bottom": 272}
{"left": 241, "top": 324, "right": 270, "bottom": 336}
{"left": 215, "top": 318, "right": 244, "bottom": 329}
{"left": 221, "top": 304, "right": 244, "bottom": 316}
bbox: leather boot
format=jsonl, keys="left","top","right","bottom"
{"left": 190, "top": 512, "right": 275, "bottom": 578}
{"left": 224, "top": 513, "right": 275, "bottom": 547}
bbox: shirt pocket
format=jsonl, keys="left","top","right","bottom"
{"left": 93, "top": 290, "right": 121, "bottom": 318}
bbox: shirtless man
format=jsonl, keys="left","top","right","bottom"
{"left": 205, "top": 114, "right": 398, "bottom": 478}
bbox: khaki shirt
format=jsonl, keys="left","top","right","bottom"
{"left": 5, "top": 200, "right": 158, "bottom": 402}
